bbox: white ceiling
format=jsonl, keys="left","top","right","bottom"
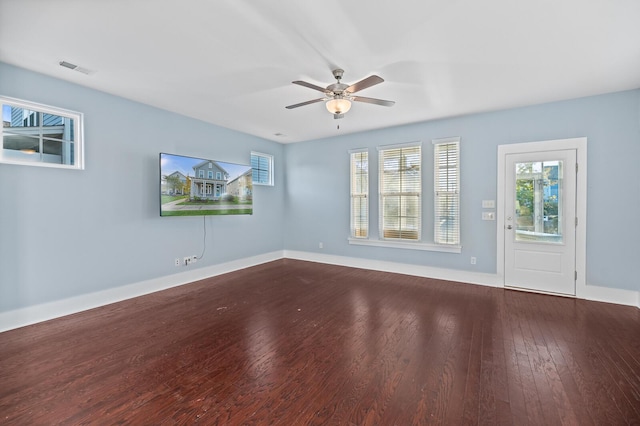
{"left": 1, "top": 0, "right": 639, "bottom": 143}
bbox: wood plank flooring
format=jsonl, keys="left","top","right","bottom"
{"left": 1, "top": 259, "right": 639, "bottom": 425}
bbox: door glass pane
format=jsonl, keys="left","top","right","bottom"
{"left": 515, "top": 160, "right": 563, "bottom": 243}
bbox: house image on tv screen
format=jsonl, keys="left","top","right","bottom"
{"left": 227, "top": 168, "right": 253, "bottom": 201}
{"left": 159, "top": 153, "right": 253, "bottom": 216}
{"left": 191, "top": 160, "right": 229, "bottom": 200}
{"left": 163, "top": 171, "right": 189, "bottom": 195}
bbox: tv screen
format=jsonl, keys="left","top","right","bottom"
{"left": 160, "top": 153, "right": 253, "bottom": 216}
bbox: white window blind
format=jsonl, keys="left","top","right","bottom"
{"left": 434, "top": 138, "right": 460, "bottom": 245}
{"left": 379, "top": 144, "right": 421, "bottom": 240}
{"left": 251, "top": 152, "right": 274, "bottom": 186}
{"left": 350, "top": 150, "right": 369, "bottom": 238}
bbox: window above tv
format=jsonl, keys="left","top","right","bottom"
{"left": 0, "top": 96, "right": 84, "bottom": 170}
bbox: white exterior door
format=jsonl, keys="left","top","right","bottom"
{"left": 504, "top": 149, "right": 577, "bottom": 295}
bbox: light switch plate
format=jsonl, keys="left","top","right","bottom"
{"left": 482, "top": 211, "right": 495, "bottom": 220}
{"left": 482, "top": 200, "right": 495, "bottom": 208}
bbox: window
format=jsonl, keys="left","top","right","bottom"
{"left": 208, "top": 171, "right": 213, "bottom": 179}
{"left": 350, "top": 149, "right": 369, "bottom": 238}
{"left": 379, "top": 143, "right": 421, "bottom": 240}
{"left": 251, "top": 152, "right": 273, "bottom": 186}
{"left": 1, "top": 96, "right": 84, "bottom": 169}
{"left": 199, "top": 170, "right": 204, "bottom": 178}
{"left": 216, "top": 171, "right": 222, "bottom": 180}
{"left": 434, "top": 138, "right": 460, "bottom": 245}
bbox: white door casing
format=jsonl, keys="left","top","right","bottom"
{"left": 497, "top": 138, "right": 587, "bottom": 297}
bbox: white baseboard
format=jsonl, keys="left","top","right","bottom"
{"left": 2, "top": 250, "right": 637, "bottom": 333}
{"left": 581, "top": 282, "right": 640, "bottom": 309}
{"left": 285, "top": 250, "right": 640, "bottom": 308}
{"left": 0, "top": 250, "right": 284, "bottom": 333}
{"left": 283, "top": 250, "right": 500, "bottom": 287}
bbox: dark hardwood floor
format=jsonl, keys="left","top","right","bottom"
{"left": 1, "top": 259, "right": 639, "bottom": 425}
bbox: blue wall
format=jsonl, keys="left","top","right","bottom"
{"left": 284, "top": 89, "right": 640, "bottom": 292}
{"left": 2, "top": 61, "right": 639, "bottom": 315}
{"left": 0, "top": 63, "right": 284, "bottom": 311}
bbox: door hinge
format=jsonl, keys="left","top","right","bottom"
{"left": 575, "top": 271, "right": 577, "bottom": 281}
{"left": 576, "top": 163, "right": 578, "bottom": 173}
{"left": 575, "top": 217, "right": 578, "bottom": 227}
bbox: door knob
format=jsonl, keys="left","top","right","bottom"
{"left": 506, "top": 225, "right": 513, "bottom": 230}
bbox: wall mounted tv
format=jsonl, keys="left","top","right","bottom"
{"left": 160, "top": 153, "right": 253, "bottom": 216}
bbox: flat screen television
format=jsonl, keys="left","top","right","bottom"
{"left": 160, "top": 153, "right": 253, "bottom": 216}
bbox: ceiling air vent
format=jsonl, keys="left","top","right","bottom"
{"left": 59, "top": 61, "right": 93, "bottom": 75}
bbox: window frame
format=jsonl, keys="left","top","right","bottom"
{"left": 349, "top": 148, "right": 369, "bottom": 239}
{"left": 347, "top": 139, "right": 462, "bottom": 254}
{"left": 0, "top": 95, "right": 84, "bottom": 170}
{"left": 433, "top": 137, "right": 461, "bottom": 246}
{"left": 378, "top": 142, "right": 422, "bottom": 242}
{"left": 251, "top": 151, "right": 274, "bottom": 186}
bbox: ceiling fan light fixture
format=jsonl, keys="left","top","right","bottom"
{"left": 326, "top": 98, "right": 351, "bottom": 115}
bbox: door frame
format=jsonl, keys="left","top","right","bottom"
{"left": 497, "top": 137, "right": 587, "bottom": 297}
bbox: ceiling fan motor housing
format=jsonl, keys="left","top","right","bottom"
{"left": 327, "top": 83, "right": 349, "bottom": 94}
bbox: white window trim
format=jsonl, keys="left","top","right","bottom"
{"left": 348, "top": 237, "right": 462, "bottom": 253}
{"left": 378, "top": 141, "right": 422, "bottom": 241}
{"left": 0, "top": 95, "right": 84, "bottom": 170}
{"left": 349, "top": 148, "right": 369, "bottom": 239}
{"left": 344, "top": 139, "right": 463, "bottom": 254}
{"left": 433, "top": 137, "right": 461, "bottom": 246}
{"left": 251, "top": 151, "right": 274, "bottom": 186}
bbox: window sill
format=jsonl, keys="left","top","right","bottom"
{"left": 348, "top": 238, "right": 462, "bottom": 253}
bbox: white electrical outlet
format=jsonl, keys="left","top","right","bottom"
{"left": 471, "top": 257, "right": 477, "bottom": 265}
{"left": 184, "top": 256, "right": 191, "bottom": 266}
{"left": 191, "top": 255, "right": 197, "bottom": 264}
{"left": 174, "top": 258, "right": 181, "bottom": 267}
{"left": 319, "top": 242, "right": 323, "bottom": 249}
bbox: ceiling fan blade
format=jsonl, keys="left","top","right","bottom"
{"left": 285, "top": 98, "right": 325, "bottom": 109}
{"left": 345, "top": 75, "right": 384, "bottom": 93}
{"left": 292, "top": 80, "right": 331, "bottom": 93}
{"left": 352, "top": 96, "right": 395, "bottom": 107}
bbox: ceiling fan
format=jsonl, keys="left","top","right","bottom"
{"left": 285, "top": 69, "right": 395, "bottom": 119}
